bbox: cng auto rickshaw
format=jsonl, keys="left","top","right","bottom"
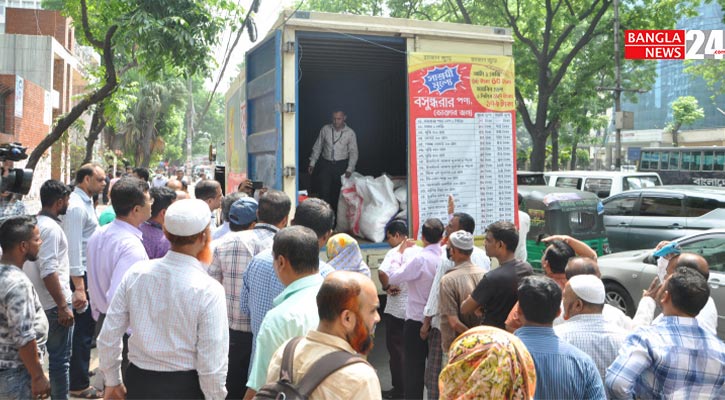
{"left": 518, "top": 186, "right": 610, "bottom": 271}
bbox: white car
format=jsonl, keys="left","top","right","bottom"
{"left": 598, "top": 229, "right": 725, "bottom": 339}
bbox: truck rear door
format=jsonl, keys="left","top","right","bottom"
{"left": 245, "top": 31, "right": 283, "bottom": 189}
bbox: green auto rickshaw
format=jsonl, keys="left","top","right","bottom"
{"left": 519, "top": 186, "right": 610, "bottom": 271}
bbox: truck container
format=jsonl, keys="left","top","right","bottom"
{"left": 224, "top": 10, "right": 518, "bottom": 286}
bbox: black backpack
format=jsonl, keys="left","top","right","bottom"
{"left": 254, "top": 336, "right": 370, "bottom": 400}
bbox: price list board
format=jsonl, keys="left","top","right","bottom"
{"left": 408, "top": 53, "right": 516, "bottom": 237}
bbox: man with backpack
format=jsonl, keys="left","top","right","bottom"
{"left": 257, "top": 270, "right": 381, "bottom": 399}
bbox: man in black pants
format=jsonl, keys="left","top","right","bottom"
{"left": 307, "top": 110, "right": 359, "bottom": 213}
{"left": 385, "top": 218, "right": 444, "bottom": 399}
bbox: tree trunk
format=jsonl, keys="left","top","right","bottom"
{"left": 570, "top": 139, "right": 579, "bottom": 170}
{"left": 551, "top": 128, "right": 559, "bottom": 171}
{"left": 671, "top": 122, "right": 681, "bottom": 147}
{"left": 82, "top": 103, "right": 107, "bottom": 165}
{"left": 26, "top": 26, "right": 118, "bottom": 170}
{"left": 530, "top": 134, "right": 548, "bottom": 172}
{"left": 25, "top": 0, "right": 117, "bottom": 171}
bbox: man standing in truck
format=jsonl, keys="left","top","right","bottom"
{"left": 307, "top": 110, "right": 359, "bottom": 213}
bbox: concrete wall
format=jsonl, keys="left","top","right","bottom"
{"left": 0, "top": 34, "right": 53, "bottom": 91}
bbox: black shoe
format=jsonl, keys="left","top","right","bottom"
{"left": 382, "top": 388, "right": 403, "bottom": 399}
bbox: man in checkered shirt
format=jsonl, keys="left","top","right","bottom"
{"left": 606, "top": 266, "right": 725, "bottom": 399}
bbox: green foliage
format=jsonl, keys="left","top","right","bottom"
{"left": 664, "top": 96, "right": 705, "bottom": 147}
{"left": 671, "top": 96, "right": 705, "bottom": 126}
{"left": 685, "top": 59, "right": 725, "bottom": 97}
{"left": 50, "top": 0, "right": 243, "bottom": 78}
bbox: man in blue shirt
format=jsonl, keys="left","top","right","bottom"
{"left": 514, "top": 275, "right": 605, "bottom": 399}
{"left": 606, "top": 267, "right": 725, "bottom": 399}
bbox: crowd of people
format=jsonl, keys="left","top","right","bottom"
{"left": 0, "top": 161, "right": 724, "bottom": 400}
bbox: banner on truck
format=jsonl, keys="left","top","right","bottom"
{"left": 408, "top": 53, "right": 517, "bottom": 237}
{"left": 225, "top": 78, "right": 248, "bottom": 193}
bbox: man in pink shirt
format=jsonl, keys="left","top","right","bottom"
{"left": 386, "top": 218, "right": 444, "bottom": 400}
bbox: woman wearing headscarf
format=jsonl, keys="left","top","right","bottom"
{"left": 439, "top": 325, "right": 536, "bottom": 400}
{"left": 326, "top": 233, "right": 371, "bottom": 277}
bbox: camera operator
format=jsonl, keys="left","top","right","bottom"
{"left": 1, "top": 160, "right": 27, "bottom": 219}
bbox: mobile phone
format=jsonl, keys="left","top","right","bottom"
{"left": 251, "top": 181, "right": 264, "bottom": 190}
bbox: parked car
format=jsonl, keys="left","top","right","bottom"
{"left": 546, "top": 171, "right": 662, "bottom": 199}
{"left": 598, "top": 229, "right": 725, "bottom": 339}
{"left": 517, "top": 171, "right": 547, "bottom": 186}
{"left": 602, "top": 186, "right": 725, "bottom": 252}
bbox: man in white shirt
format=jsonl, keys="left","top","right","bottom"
{"left": 23, "top": 180, "right": 74, "bottom": 399}
{"left": 515, "top": 193, "right": 531, "bottom": 262}
{"left": 98, "top": 199, "right": 228, "bottom": 399}
{"left": 150, "top": 167, "right": 168, "bottom": 188}
{"left": 307, "top": 110, "right": 358, "bottom": 214}
{"left": 61, "top": 163, "right": 106, "bottom": 398}
{"left": 378, "top": 220, "right": 419, "bottom": 399}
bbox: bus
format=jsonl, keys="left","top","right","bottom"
{"left": 638, "top": 146, "right": 725, "bottom": 186}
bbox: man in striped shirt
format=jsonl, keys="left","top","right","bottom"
{"left": 606, "top": 267, "right": 725, "bottom": 399}
{"left": 515, "top": 275, "right": 605, "bottom": 399}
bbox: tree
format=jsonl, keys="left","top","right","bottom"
{"left": 31, "top": 0, "right": 244, "bottom": 171}
{"left": 665, "top": 96, "right": 704, "bottom": 147}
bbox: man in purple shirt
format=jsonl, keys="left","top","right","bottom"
{"left": 386, "top": 218, "right": 444, "bottom": 400}
{"left": 87, "top": 178, "right": 152, "bottom": 381}
{"left": 139, "top": 187, "right": 177, "bottom": 259}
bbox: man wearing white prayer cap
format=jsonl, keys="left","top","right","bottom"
{"left": 97, "top": 199, "right": 229, "bottom": 399}
{"left": 555, "top": 274, "right": 627, "bottom": 380}
{"left": 438, "top": 230, "right": 486, "bottom": 355}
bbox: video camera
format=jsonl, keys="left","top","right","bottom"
{"left": 0, "top": 142, "right": 34, "bottom": 195}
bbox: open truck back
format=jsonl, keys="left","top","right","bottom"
{"left": 224, "top": 10, "right": 517, "bottom": 288}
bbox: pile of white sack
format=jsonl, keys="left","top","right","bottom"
{"left": 336, "top": 173, "right": 407, "bottom": 242}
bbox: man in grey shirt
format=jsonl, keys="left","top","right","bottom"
{"left": 0, "top": 215, "right": 50, "bottom": 399}
{"left": 307, "top": 110, "right": 358, "bottom": 213}
{"left": 61, "top": 163, "right": 106, "bottom": 398}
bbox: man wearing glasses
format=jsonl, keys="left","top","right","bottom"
{"left": 87, "top": 177, "right": 152, "bottom": 383}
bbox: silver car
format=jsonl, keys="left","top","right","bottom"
{"left": 602, "top": 186, "right": 725, "bottom": 252}
{"left": 598, "top": 229, "right": 725, "bottom": 339}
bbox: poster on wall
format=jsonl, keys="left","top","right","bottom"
{"left": 15, "top": 76, "right": 23, "bottom": 118}
{"left": 408, "top": 53, "right": 517, "bottom": 237}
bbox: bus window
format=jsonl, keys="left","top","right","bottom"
{"left": 641, "top": 151, "right": 656, "bottom": 170}
{"left": 691, "top": 151, "right": 702, "bottom": 171}
{"left": 660, "top": 152, "right": 669, "bottom": 169}
{"left": 703, "top": 151, "right": 714, "bottom": 171}
{"left": 682, "top": 152, "right": 694, "bottom": 170}
{"left": 715, "top": 152, "right": 725, "bottom": 171}
{"left": 668, "top": 151, "right": 680, "bottom": 170}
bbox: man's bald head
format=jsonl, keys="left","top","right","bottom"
{"left": 668, "top": 253, "right": 709, "bottom": 280}
{"left": 167, "top": 179, "right": 183, "bottom": 191}
{"left": 316, "top": 271, "right": 380, "bottom": 354}
{"left": 317, "top": 271, "right": 372, "bottom": 322}
{"left": 565, "top": 256, "right": 601, "bottom": 280}
{"left": 175, "top": 190, "right": 189, "bottom": 200}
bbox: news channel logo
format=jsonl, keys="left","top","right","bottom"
{"left": 624, "top": 30, "right": 724, "bottom": 60}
